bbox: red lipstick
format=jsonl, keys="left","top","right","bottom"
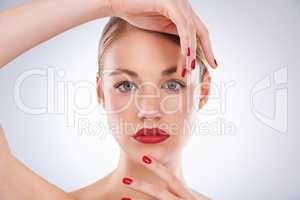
{"left": 132, "top": 128, "right": 170, "bottom": 144}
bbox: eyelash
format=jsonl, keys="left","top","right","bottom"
{"left": 113, "top": 80, "right": 186, "bottom": 93}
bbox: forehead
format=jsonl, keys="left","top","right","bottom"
{"left": 101, "top": 28, "right": 183, "bottom": 78}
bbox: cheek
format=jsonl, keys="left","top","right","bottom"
{"left": 104, "top": 88, "right": 135, "bottom": 113}
{"left": 104, "top": 89, "right": 136, "bottom": 138}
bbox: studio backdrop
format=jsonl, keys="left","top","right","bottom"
{"left": 0, "top": 0, "right": 299, "bottom": 199}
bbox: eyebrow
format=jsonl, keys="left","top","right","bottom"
{"left": 108, "top": 66, "right": 178, "bottom": 77}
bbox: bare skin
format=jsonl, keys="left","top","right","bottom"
{"left": 0, "top": 0, "right": 215, "bottom": 199}
{"left": 86, "top": 27, "right": 211, "bottom": 200}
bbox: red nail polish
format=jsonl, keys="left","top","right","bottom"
{"left": 191, "top": 59, "right": 196, "bottom": 70}
{"left": 122, "top": 177, "right": 133, "bottom": 185}
{"left": 181, "top": 68, "right": 187, "bottom": 78}
{"left": 187, "top": 47, "right": 191, "bottom": 56}
{"left": 214, "top": 58, "right": 218, "bottom": 67}
{"left": 121, "top": 198, "right": 131, "bottom": 200}
{"left": 142, "top": 155, "right": 152, "bottom": 164}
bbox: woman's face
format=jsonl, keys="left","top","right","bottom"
{"left": 97, "top": 28, "right": 202, "bottom": 162}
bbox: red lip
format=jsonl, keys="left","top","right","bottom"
{"left": 132, "top": 128, "right": 170, "bottom": 144}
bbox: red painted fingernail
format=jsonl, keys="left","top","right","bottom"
{"left": 181, "top": 68, "right": 187, "bottom": 78}
{"left": 122, "top": 177, "right": 133, "bottom": 185}
{"left": 191, "top": 59, "right": 196, "bottom": 70}
{"left": 187, "top": 47, "right": 191, "bottom": 56}
{"left": 121, "top": 198, "right": 131, "bottom": 200}
{"left": 208, "top": 76, "right": 212, "bottom": 82}
{"left": 142, "top": 155, "right": 152, "bottom": 164}
{"left": 214, "top": 58, "right": 218, "bottom": 67}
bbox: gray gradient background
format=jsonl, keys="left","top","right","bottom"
{"left": 0, "top": 0, "right": 299, "bottom": 199}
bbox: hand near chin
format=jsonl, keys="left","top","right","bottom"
{"left": 121, "top": 155, "right": 210, "bottom": 200}
{"left": 109, "top": 0, "right": 218, "bottom": 70}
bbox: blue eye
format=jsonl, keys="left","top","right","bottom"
{"left": 114, "top": 81, "right": 137, "bottom": 93}
{"left": 162, "top": 80, "right": 186, "bottom": 92}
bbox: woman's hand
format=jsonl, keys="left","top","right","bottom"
{"left": 0, "top": 0, "right": 217, "bottom": 72}
{"left": 121, "top": 155, "right": 210, "bottom": 200}
{"left": 110, "top": 0, "right": 218, "bottom": 73}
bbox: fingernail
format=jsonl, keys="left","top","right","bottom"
{"left": 191, "top": 59, "right": 196, "bottom": 70}
{"left": 121, "top": 198, "right": 131, "bottom": 200}
{"left": 187, "top": 47, "right": 191, "bottom": 57}
{"left": 214, "top": 58, "right": 218, "bottom": 67}
{"left": 142, "top": 155, "right": 152, "bottom": 164}
{"left": 181, "top": 68, "right": 187, "bottom": 78}
{"left": 122, "top": 177, "right": 133, "bottom": 185}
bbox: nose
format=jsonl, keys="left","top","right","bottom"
{"left": 137, "top": 109, "right": 162, "bottom": 121}
{"left": 136, "top": 86, "right": 162, "bottom": 121}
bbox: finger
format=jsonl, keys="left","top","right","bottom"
{"left": 186, "top": 19, "right": 197, "bottom": 73}
{"left": 185, "top": 3, "right": 198, "bottom": 72}
{"left": 178, "top": 1, "right": 197, "bottom": 73}
{"left": 167, "top": 2, "right": 200, "bottom": 76}
{"left": 193, "top": 12, "right": 218, "bottom": 68}
{"left": 190, "top": 27, "right": 197, "bottom": 72}
{"left": 121, "top": 177, "right": 181, "bottom": 200}
{"left": 140, "top": 155, "right": 194, "bottom": 199}
{"left": 166, "top": 4, "right": 191, "bottom": 76}
{"left": 179, "top": 3, "right": 192, "bottom": 73}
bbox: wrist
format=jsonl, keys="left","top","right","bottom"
{"left": 92, "top": 0, "right": 114, "bottom": 18}
{"left": 95, "top": 0, "right": 114, "bottom": 18}
{"left": 102, "top": 0, "right": 115, "bottom": 17}
{"left": 64, "top": 0, "right": 113, "bottom": 20}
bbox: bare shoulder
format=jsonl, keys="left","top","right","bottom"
{"left": 67, "top": 174, "right": 113, "bottom": 200}
{"left": 190, "top": 188, "right": 212, "bottom": 200}
{"left": 67, "top": 182, "right": 107, "bottom": 200}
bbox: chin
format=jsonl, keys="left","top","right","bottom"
{"left": 131, "top": 140, "right": 182, "bottom": 162}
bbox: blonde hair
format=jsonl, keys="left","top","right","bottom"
{"left": 98, "top": 17, "right": 208, "bottom": 81}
